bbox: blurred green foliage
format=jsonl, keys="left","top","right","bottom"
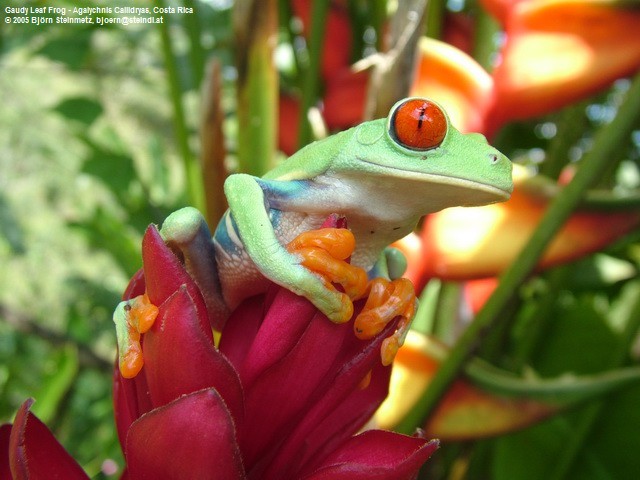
{"left": 0, "top": 0, "right": 234, "bottom": 474}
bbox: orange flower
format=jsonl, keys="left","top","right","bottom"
{"left": 485, "top": 0, "right": 640, "bottom": 133}
{"left": 410, "top": 38, "right": 493, "bottom": 134}
{"left": 375, "top": 330, "right": 640, "bottom": 440}
{"left": 480, "top": 0, "right": 527, "bottom": 24}
{"left": 416, "top": 166, "right": 640, "bottom": 281}
{"left": 375, "top": 332, "right": 558, "bottom": 440}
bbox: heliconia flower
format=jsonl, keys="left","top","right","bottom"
{"left": 1, "top": 399, "right": 89, "bottom": 480}
{"left": 375, "top": 331, "right": 558, "bottom": 440}
{"left": 113, "top": 217, "right": 438, "bottom": 479}
{"left": 415, "top": 165, "right": 640, "bottom": 281}
{"left": 483, "top": 0, "right": 640, "bottom": 134}
{"left": 410, "top": 37, "right": 493, "bottom": 134}
{"left": 480, "top": 0, "right": 526, "bottom": 24}
{"left": 376, "top": 328, "right": 640, "bottom": 441}
{"left": 279, "top": 68, "right": 369, "bottom": 156}
{"left": 277, "top": 94, "right": 302, "bottom": 156}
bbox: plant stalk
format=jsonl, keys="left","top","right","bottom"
{"left": 156, "top": 0, "right": 204, "bottom": 210}
{"left": 297, "top": 0, "right": 329, "bottom": 149}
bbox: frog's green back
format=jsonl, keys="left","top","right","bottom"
{"left": 263, "top": 127, "right": 353, "bottom": 181}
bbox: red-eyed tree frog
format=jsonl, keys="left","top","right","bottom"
{"left": 114, "top": 98, "right": 513, "bottom": 378}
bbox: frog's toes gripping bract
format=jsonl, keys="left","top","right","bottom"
{"left": 114, "top": 224, "right": 419, "bottom": 378}
{"left": 113, "top": 293, "right": 159, "bottom": 379}
{"left": 286, "top": 227, "right": 418, "bottom": 366}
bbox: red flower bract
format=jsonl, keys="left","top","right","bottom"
{"left": 113, "top": 220, "right": 438, "bottom": 479}
{"left": 1, "top": 399, "right": 89, "bottom": 480}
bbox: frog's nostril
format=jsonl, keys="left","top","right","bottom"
{"left": 489, "top": 153, "right": 499, "bottom": 164}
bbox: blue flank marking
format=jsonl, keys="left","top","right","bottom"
{"left": 268, "top": 208, "right": 282, "bottom": 230}
{"left": 258, "top": 179, "right": 309, "bottom": 209}
{"left": 213, "top": 179, "right": 310, "bottom": 254}
{"left": 213, "top": 208, "right": 283, "bottom": 254}
{"left": 213, "top": 211, "right": 242, "bottom": 255}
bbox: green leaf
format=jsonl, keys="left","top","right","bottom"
{"left": 53, "top": 97, "right": 103, "bottom": 126}
{"left": 492, "top": 417, "right": 571, "bottom": 480}
{"left": 36, "top": 30, "right": 93, "bottom": 70}
{"left": 82, "top": 148, "right": 137, "bottom": 203}
{"left": 492, "top": 386, "right": 640, "bottom": 480}
{"left": 491, "top": 296, "right": 629, "bottom": 479}
{"left": 70, "top": 207, "right": 142, "bottom": 277}
{"left": 531, "top": 299, "right": 617, "bottom": 376}
{"left": 0, "top": 191, "right": 25, "bottom": 254}
{"left": 572, "top": 385, "right": 640, "bottom": 479}
{"left": 467, "top": 359, "right": 640, "bottom": 405}
{"left": 30, "top": 345, "right": 79, "bottom": 424}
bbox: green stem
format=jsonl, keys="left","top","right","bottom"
{"left": 509, "top": 267, "right": 571, "bottom": 370}
{"left": 472, "top": 7, "right": 500, "bottom": 71}
{"left": 297, "top": 0, "right": 329, "bottom": 149}
{"left": 424, "top": 0, "right": 445, "bottom": 40}
{"left": 432, "top": 282, "right": 463, "bottom": 345}
{"left": 540, "top": 101, "right": 589, "bottom": 180}
{"left": 370, "top": 0, "right": 387, "bottom": 51}
{"left": 156, "top": 0, "right": 203, "bottom": 210}
{"left": 278, "top": 0, "right": 299, "bottom": 73}
{"left": 396, "top": 72, "right": 640, "bottom": 434}
{"left": 183, "top": 0, "right": 205, "bottom": 87}
{"left": 235, "top": 0, "right": 278, "bottom": 176}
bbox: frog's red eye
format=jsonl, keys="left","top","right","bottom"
{"left": 390, "top": 99, "right": 447, "bottom": 151}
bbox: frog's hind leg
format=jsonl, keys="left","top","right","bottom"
{"left": 354, "top": 277, "right": 417, "bottom": 366}
{"left": 160, "top": 207, "right": 230, "bottom": 329}
{"left": 354, "top": 248, "right": 417, "bottom": 365}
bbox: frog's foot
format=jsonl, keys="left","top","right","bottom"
{"left": 287, "top": 228, "right": 369, "bottom": 324}
{"left": 354, "top": 277, "right": 417, "bottom": 366}
{"left": 113, "top": 293, "right": 159, "bottom": 378}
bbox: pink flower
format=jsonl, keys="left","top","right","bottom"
{"left": 113, "top": 218, "right": 438, "bottom": 479}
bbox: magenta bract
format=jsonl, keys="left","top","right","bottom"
{"left": 112, "top": 219, "right": 438, "bottom": 479}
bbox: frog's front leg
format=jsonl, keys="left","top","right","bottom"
{"left": 224, "top": 174, "right": 357, "bottom": 323}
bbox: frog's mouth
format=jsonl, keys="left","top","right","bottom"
{"left": 356, "top": 157, "right": 513, "bottom": 205}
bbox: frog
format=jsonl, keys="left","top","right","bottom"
{"left": 114, "top": 97, "right": 513, "bottom": 378}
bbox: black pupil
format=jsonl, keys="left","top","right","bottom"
{"left": 416, "top": 105, "right": 427, "bottom": 130}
